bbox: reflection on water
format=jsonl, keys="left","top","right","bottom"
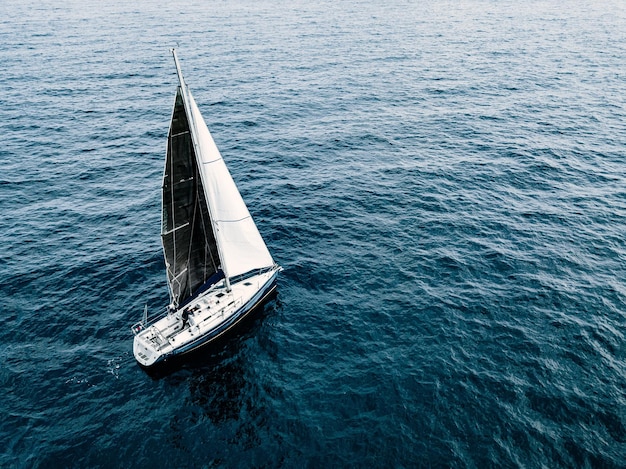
{"left": 147, "top": 294, "right": 284, "bottom": 466}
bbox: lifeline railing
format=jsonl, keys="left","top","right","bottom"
{"left": 131, "top": 304, "right": 169, "bottom": 336}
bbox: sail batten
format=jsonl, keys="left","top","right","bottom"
{"left": 162, "top": 223, "right": 190, "bottom": 236}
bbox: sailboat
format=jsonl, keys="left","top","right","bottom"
{"left": 132, "top": 50, "right": 281, "bottom": 368}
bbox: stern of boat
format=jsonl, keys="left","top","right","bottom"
{"left": 131, "top": 313, "right": 179, "bottom": 368}
{"left": 133, "top": 333, "right": 161, "bottom": 368}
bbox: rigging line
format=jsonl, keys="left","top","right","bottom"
{"left": 194, "top": 164, "right": 208, "bottom": 284}
{"left": 168, "top": 128, "right": 178, "bottom": 303}
{"left": 186, "top": 164, "right": 200, "bottom": 300}
{"left": 197, "top": 173, "right": 219, "bottom": 275}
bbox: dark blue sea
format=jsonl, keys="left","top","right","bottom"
{"left": 1, "top": 0, "right": 625, "bottom": 467}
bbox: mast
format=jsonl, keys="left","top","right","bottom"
{"left": 171, "top": 49, "right": 232, "bottom": 292}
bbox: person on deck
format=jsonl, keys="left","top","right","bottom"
{"left": 181, "top": 308, "right": 189, "bottom": 328}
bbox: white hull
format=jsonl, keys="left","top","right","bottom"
{"left": 133, "top": 268, "right": 279, "bottom": 368}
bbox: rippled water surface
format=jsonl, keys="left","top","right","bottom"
{"left": 1, "top": 0, "right": 625, "bottom": 466}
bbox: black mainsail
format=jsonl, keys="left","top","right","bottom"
{"left": 162, "top": 89, "right": 221, "bottom": 308}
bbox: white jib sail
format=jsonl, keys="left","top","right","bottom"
{"left": 187, "top": 90, "right": 274, "bottom": 279}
